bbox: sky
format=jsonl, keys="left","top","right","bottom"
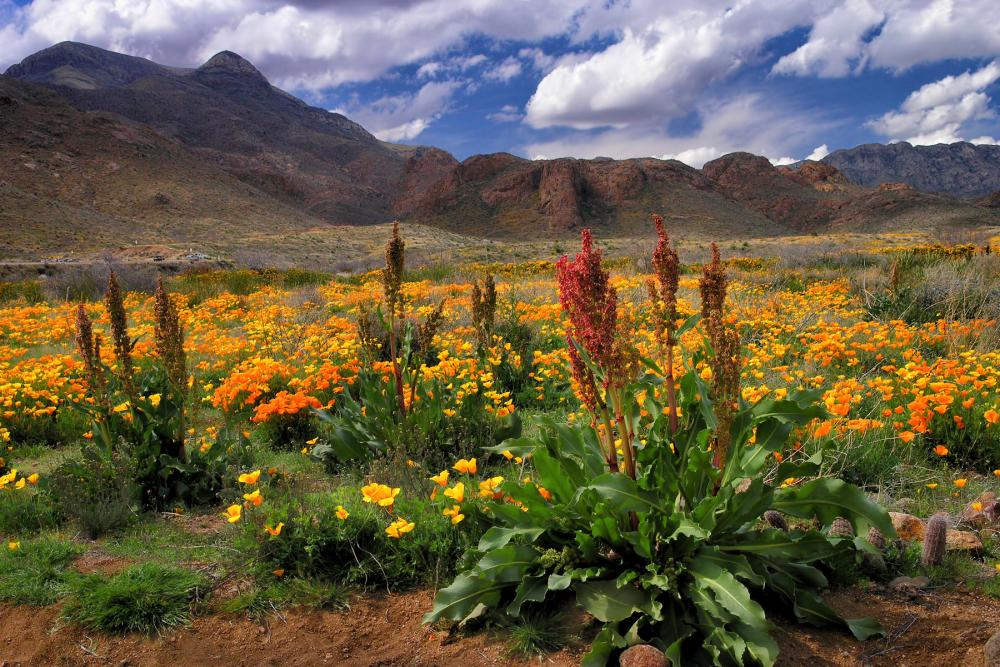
{"left": 2, "top": 0, "right": 1000, "bottom": 167}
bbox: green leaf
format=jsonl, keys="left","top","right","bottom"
{"left": 733, "top": 621, "right": 779, "bottom": 667}
{"left": 477, "top": 526, "right": 544, "bottom": 551}
{"left": 752, "top": 398, "right": 827, "bottom": 424}
{"left": 548, "top": 572, "right": 572, "bottom": 590}
{"left": 689, "top": 558, "right": 767, "bottom": 627}
{"left": 423, "top": 573, "right": 507, "bottom": 623}
{"left": 533, "top": 448, "right": 577, "bottom": 503}
{"left": 575, "top": 579, "right": 648, "bottom": 622}
{"left": 581, "top": 626, "right": 627, "bottom": 667}
{"left": 719, "top": 529, "right": 840, "bottom": 563}
{"left": 475, "top": 545, "right": 538, "bottom": 583}
{"left": 846, "top": 616, "right": 885, "bottom": 640}
{"left": 772, "top": 478, "right": 896, "bottom": 538}
{"left": 507, "top": 576, "right": 548, "bottom": 616}
{"left": 586, "top": 473, "right": 666, "bottom": 515}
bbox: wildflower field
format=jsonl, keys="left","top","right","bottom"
{"left": 2, "top": 223, "right": 1000, "bottom": 665}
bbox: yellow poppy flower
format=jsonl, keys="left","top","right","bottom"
{"left": 361, "top": 483, "right": 400, "bottom": 508}
{"left": 385, "top": 517, "right": 415, "bottom": 539}
{"left": 238, "top": 470, "right": 261, "bottom": 485}
{"left": 442, "top": 505, "right": 465, "bottom": 524}
{"left": 223, "top": 504, "right": 242, "bottom": 523}
{"left": 443, "top": 482, "right": 465, "bottom": 504}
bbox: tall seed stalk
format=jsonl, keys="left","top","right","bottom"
{"left": 647, "top": 214, "right": 680, "bottom": 436}
{"left": 382, "top": 222, "right": 407, "bottom": 416}
{"left": 154, "top": 278, "right": 187, "bottom": 456}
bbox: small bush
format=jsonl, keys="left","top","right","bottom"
{"left": 0, "top": 280, "right": 46, "bottom": 304}
{"left": 0, "top": 536, "right": 82, "bottom": 605}
{"left": 241, "top": 487, "right": 481, "bottom": 591}
{"left": 220, "top": 577, "right": 349, "bottom": 620}
{"left": 63, "top": 563, "right": 206, "bottom": 635}
{"left": 46, "top": 447, "right": 139, "bottom": 539}
{"left": 0, "top": 487, "right": 61, "bottom": 535}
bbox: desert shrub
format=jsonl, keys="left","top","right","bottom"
{"left": 0, "top": 536, "right": 83, "bottom": 605}
{"left": 0, "top": 279, "right": 46, "bottom": 304}
{"left": 0, "top": 484, "right": 61, "bottom": 535}
{"left": 239, "top": 486, "right": 482, "bottom": 590}
{"left": 46, "top": 447, "right": 139, "bottom": 538}
{"left": 311, "top": 369, "right": 519, "bottom": 474}
{"left": 311, "top": 226, "right": 521, "bottom": 474}
{"left": 63, "top": 563, "right": 206, "bottom": 634}
{"left": 426, "top": 231, "right": 893, "bottom": 666}
{"left": 71, "top": 276, "right": 249, "bottom": 510}
{"left": 2, "top": 407, "right": 89, "bottom": 449}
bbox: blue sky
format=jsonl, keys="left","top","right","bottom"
{"left": 2, "top": 0, "right": 1000, "bottom": 166}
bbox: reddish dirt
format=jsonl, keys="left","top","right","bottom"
{"left": 70, "top": 550, "right": 131, "bottom": 577}
{"left": 0, "top": 585, "right": 994, "bottom": 666}
{"left": 775, "top": 586, "right": 999, "bottom": 666}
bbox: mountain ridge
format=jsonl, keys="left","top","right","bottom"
{"left": 821, "top": 141, "right": 1000, "bottom": 199}
{"left": 1, "top": 41, "right": 997, "bottom": 258}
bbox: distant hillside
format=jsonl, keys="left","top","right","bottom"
{"left": 822, "top": 142, "right": 1000, "bottom": 199}
{"left": 5, "top": 41, "right": 454, "bottom": 225}
{"left": 1, "top": 41, "right": 997, "bottom": 260}
{"left": 0, "top": 76, "right": 342, "bottom": 260}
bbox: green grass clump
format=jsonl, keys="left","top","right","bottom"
{"left": 220, "top": 578, "right": 349, "bottom": 620}
{"left": 0, "top": 488, "right": 61, "bottom": 535}
{"left": 505, "top": 613, "right": 569, "bottom": 658}
{"left": 0, "top": 536, "right": 82, "bottom": 605}
{"left": 63, "top": 563, "right": 205, "bottom": 634}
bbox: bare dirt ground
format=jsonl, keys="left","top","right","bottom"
{"left": 0, "top": 584, "right": 995, "bottom": 666}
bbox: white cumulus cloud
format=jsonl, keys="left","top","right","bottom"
{"left": 868, "top": 60, "right": 1000, "bottom": 144}
{"left": 333, "top": 80, "right": 462, "bottom": 142}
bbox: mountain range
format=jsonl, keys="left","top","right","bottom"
{"left": 1, "top": 41, "right": 998, "bottom": 262}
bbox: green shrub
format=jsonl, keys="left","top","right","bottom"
{"left": 505, "top": 613, "right": 570, "bottom": 658}
{"left": 0, "top": 486, "right": 61, "bottom": 535}
{"left": 0, "top": 536, "right": 82, "bottom": 605}
{"left": 0, "top": 279, "right": 46, "bottom": 304}
{"left": 46, "top": 447, "right": 139, "bottom": 538}
{"left": 311, "top": 369, "right": 520, "bottom": 475}
{"left": 63, "top": 563, "right": 205, "bottom": 634}
{"left": 426, "top": 232, "right": 893, "bottom": 666}
{"left": 240, "top": 487, "right": 482, "bottom": 590}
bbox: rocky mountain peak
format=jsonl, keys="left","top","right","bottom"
{"left": 197, "top": 51, "right": 267, "bottom": 80}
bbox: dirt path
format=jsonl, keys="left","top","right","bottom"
{"left": 0, "top": 586, "right": 994, "bottom": 666}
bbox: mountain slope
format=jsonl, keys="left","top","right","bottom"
{"left": 822, "top": 142, "right": 1000, "bottom": 199}
{"left": 5, "top": 41, "right": 454, "bottom": 225}
{"left": 0, "top": 76, "right": 330, "bottom": 259}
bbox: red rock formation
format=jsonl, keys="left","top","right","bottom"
{"left": 538, "top": 159, "right": 583, "bottom": 230}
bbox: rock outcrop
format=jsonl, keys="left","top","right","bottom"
{"left": 823, "top": 141, "right": 1000, "bottom": 199}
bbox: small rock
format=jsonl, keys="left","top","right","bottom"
{"left": 888, "top": 575, "right": 929, "bottom": 591}
{"left": 890, "top": 512, "right": 925, "bottom": 541}
{"left": 620, "top": 644, "right": 668, "bottom": 667}
{"left": 964, "top": 492, "right": 999, "bottom": 528}
{"left": 946, "top": 528, "right": 984, "bottom": 553}
{"left": 985, "top": 629, "right": 1000, "bottom": 666}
